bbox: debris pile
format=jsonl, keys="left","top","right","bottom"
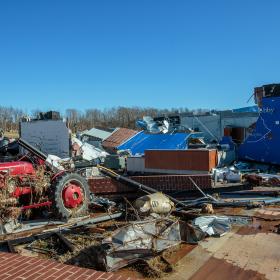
{"left": 1, "top": 84, "right": 280, "bottom": 278}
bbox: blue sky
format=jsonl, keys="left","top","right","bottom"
{"left": 0, "top": 0, "right": 279, "bottom": 112}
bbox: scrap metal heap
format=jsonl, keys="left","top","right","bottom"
{"left": 0, "top": 153, "right": 279, "bottom": 278}
{"left": 1, "top": 87, "right": 280, "bottom": 279}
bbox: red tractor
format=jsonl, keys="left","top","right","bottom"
{"left": 0, "top": 139, "right": 90, "bottom": 224}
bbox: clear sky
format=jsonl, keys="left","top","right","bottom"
{"left": 0, "top": 0, "right": 279, "bottom": 112}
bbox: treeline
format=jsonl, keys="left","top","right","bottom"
{"left": 0, "top": 106, "right": 25, "bottom": 131}
{"left": 0, "top": 106, "right": 211, "bottom": 132}
{"left": 65, "top": 107, "right": 209, "bottom": 131}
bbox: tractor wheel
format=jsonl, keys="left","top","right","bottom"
{"left": 52, "top": 173, "right": 90, "bottom": 220}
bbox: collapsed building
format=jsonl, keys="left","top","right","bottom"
{"left": 180, "top": 109, "right": 258, "bottom": 144}
{"left": 0, "top": 84, "right": 280, "bottom": 279}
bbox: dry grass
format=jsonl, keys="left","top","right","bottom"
{"left": 5, "top": 130, "right": 19, "bottom": 139}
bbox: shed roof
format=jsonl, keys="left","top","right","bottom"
{"left": 102, "top": 128, "right": 138, "bottom": 149}
{"left": 117, "top": 131, "right": 199, "bottom": 155}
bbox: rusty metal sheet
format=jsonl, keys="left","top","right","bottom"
{"left": 145, "top": 149, "right": 218, "bottom": 172}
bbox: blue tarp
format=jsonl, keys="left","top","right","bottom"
{"left": 117, "top": 131, "right": 200, "bottom": 155}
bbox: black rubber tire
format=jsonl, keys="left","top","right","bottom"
{"left": 52, "top": 173, "right": 90, "bottom": 220}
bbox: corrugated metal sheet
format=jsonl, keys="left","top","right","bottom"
{"left": 83, "top": 128, "right": 112, "bottom": 140}
{"left": 117, "top": 131, "right": 199, "bottom": 155}
{"left": 145, "top": 149, "right": 218, "bottom": 172}
{"left": 102, "top": 128, "right": 138, "bottom": 152}
{"left": 127, "top": 156, "right": 145, "bottom": 173}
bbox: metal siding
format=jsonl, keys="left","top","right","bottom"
{"left": 126, "top": 157, "right": 145, "bottom": 173}
{"left": 20, "top": 120, "right": 70, "bottom": 158}
{"left": 238, "top": 96, "right": 280, "bottom": 165}
{"left": 145, "top": 149, "right": 217, "bottom": 172}
{"left": 102, "top": 128, "right": 138, "bottom": 150}
{"left": 84, "top": 128, "right": 112, "bottom": 140}
{"left": 181, "top": 114, "right": 258, "bottom": 143}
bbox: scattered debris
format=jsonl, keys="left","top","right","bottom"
{"left": 134, "top": 193, "right": 175, "bottom": 216}
{"left": 72, "top": 137, "right": 108, "bottom": 161}
{"left": 1, "top": 96, "right": 280, "bottom": 280}
{"left": 193, "top": 215, "right": 251, "bottom": 237}
{"left": 213, "top": 167, "right": 242, "bottom": 183}
{"left": 141, "top": 255, "right": 173, "bottom": 278}
{"left": 201, "top": 203, "right": 214, "bottom": 214}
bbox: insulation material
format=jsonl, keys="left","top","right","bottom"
{"left": 72, "top": 137, "right": 108, "bottom": 161}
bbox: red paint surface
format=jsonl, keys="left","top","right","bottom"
{"left": 0, "top": 161, "right": 35, "bottom": 175}
{"left": 62, "top": 182, "right": 84, "bottom": 208}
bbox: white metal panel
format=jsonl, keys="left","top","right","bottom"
{"left": 127, "top": 156, "right": 145, "bottom": 173}
{"left": 20, "top": 120, "right": 70, "bottom": 158}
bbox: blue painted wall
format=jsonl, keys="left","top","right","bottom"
{"left": 238, "top": 96, "right": 280, "bottom": 165}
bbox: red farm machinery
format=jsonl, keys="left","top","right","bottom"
{"left": 0, "top": 138, "right": 91, "bottom": 228}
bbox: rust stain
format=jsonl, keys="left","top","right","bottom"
{"left": 145, "top": 149, "right": 217, "bottom": 172}
{"left": 254, "top": 208, "right": 280, "bottom": 221}
{"left": 114, "top": 267, "right": 145, "bottom": 279}
{"left": 189, "top": 257, "right": 267, "bottom": 280}
{"left": 214, "top": 207, "right": 244, "bottom": 216}
{"left": 237, "top": 218, "right": 279, "bottom": 236}
{"left": 163, "top": 244, "right": 197, "bottom": 265}
{"left": 114, "top": 244, "right": 197, "bottom": 279}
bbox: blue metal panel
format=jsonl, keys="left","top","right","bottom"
{"left": 238, "top": 96, "right": 280, "bottom": 165}
{"left": 117, "top": 131, "right": 194, "bottom": 155}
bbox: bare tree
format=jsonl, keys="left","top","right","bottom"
{"left": 0, "top": 105, "right": 202, "bottom": 134}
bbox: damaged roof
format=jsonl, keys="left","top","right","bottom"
{"left": 102, "top": 127, "right": 138, "bottom": 150}
{"left": 117, "top": 131, "right": 201, "bottom": 155}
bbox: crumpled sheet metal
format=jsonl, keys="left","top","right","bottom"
{"left": 90, "top": 195, "right": 116, "bottom": 210}
{"left": 98, "top": 217, "right": 181, "bottom": 271}
{"left": 193, "top": 215, "right": 251, "bottom": 237}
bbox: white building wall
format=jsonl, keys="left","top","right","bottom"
{"left": 181, "top": 113, "right": 258, "bottom": 142}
